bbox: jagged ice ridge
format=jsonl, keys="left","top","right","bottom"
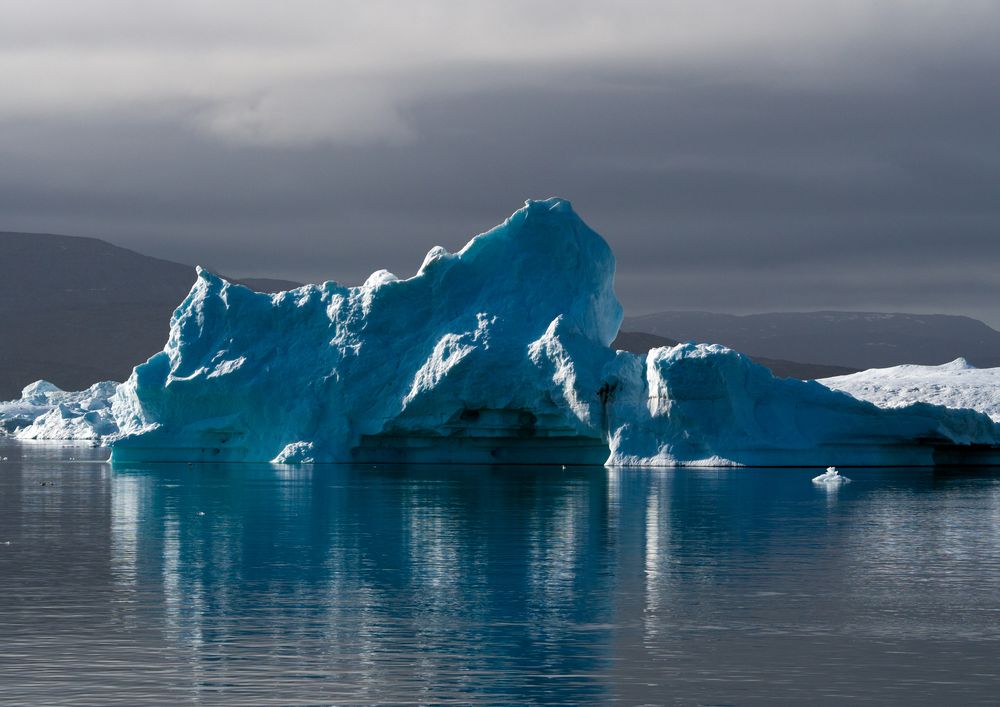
{"left": 102, "top": 198, "right": 1000, "bottom": 466}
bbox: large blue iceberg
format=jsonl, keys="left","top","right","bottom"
{"left": 109, "top": 199, "right": 1000, "bottom": 466}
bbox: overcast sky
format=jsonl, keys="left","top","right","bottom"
{"left": 2, "top": 1, "right": 998, "bottom": 325}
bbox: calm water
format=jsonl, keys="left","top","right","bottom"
{"left": 2, "top": 442, "right": 1000, "bottom": 704}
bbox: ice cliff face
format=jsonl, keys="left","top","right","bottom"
{"left": 0, "top": 380, "right": 118, "bottom": 439}
{"left": 109, "top": 198, "right": 1000, "bottom": 466}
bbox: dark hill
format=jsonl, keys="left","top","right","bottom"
{"left": 235, "top": 277, "right": 306, "bottom": 292}
{"left": 0, "top": 231, "right": 301, "bottom": 398}
{"left": 612, "top": 331, "right": 858, "bottom": 380}
{"left": 3, "top": 230, "right": 994, "bottom": 398}
{"left": 624, "top": 311, "right": 1000, "bottom": 370}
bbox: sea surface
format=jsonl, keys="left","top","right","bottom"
{"left": 2, "top": 441, "right": 1000, "bottom": 705}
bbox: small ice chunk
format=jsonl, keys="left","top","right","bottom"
{"left": 272, "top": 441, "right": 316, "bottom": 464}
{"left": 812, "top": 466, "right": 851, "bottom": 485}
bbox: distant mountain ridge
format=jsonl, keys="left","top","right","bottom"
{"left": 624, "top": 310, "right": 1000, "bottom": 371}
{"left": 0, "top": 231, "right": 302, "bottom": 398}
{"left": 2, "top": 230, "right": 997, "bottom": 398}
{"left": 612, "top": 331, "right": 858, "bottom": 380}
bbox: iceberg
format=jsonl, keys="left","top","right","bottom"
{"left": 1, "top": 380, "right": 119, "bottom": 440}
{"left": 108, "top": 198, "right": 1000, "bottom": 466}
{"left": 603, "top": 343, "right": 1000, "bottom": 466}
{"left": 0, "top": 380, "right": 62, "bottom": 433}
{"left": 812, "top": 467, "right": 851, "bottom": 485}
{"left": 820, "top": 359, "right": 1000, "bottom": 423}
{"left": 111, "top": 199, "right": 621, "bottom": 464}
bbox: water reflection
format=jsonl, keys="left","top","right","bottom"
{"left": 2, "top": 443, "right": 1000, "bottom": 704}
{"left": 105, "top": 463, "right": 618, "bottom": 703}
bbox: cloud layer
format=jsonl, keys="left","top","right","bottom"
{"left": 1, "top": 1, "right": 998, "bottom": 324}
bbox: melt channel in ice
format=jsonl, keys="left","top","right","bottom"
{"left": 108, "top": 198, "right": 1000, "bottom": 466}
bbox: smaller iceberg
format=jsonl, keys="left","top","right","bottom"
{"left": 812, "top": 467, "right": 851, "bottom": 485}
{"left": 1, "top": 380, "right": 64, "bottom": 432}
{"left": 820, "top": 359, "right": 1000, "bottom": 423}
{"left": 0, "top": 380, "right": 119, "bottom": 440}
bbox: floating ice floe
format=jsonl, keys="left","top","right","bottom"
{"left": 104, "top": 198, "right": 1000, "bottom": 467}
{"left": 812, "top": 467, "right": 851, "bottom": 485}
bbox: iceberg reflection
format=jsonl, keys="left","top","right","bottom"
{"left": 109, "top": 463, "right": 618, "bottom": 702}
{"left": 96, "top": 461, "right": 1000, "bottom": 704}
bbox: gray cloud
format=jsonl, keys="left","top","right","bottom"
{"left": 0, "top": 1, "right": 998, "bottom": 325}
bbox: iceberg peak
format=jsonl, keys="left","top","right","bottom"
{"left": 943, "top": 357, "right": 974, "bottom": 370}
{"left": 21, "top": 380, "right": 62, "bottom": 399}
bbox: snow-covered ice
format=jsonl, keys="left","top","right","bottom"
{"left": 1, "top": 380, "right": 65, "bottom": 432}
{"left": 1, "top": 380, "right": 119, "bottom": 440}
{"left": 812, "top": 467, "right": 851, "bottom": 485}
{"left": 820, "top": 359, "right": 1000, "bottom": 423}
{"left": 107, "top": 198, "right": 1000, "bottom": 467}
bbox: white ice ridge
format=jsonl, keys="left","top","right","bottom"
{"left": 813, "top": 467, "right": 851, "bottom": 485}
{"left": 0, "top": 380, "right": 119, "bottom": 440}
{"left": 820, "top": 359, "right": 1000, "bottom": 423}
{"left": 107, "top": 198, "right": 1000, "bottom": 466}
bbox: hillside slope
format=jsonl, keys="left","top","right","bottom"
{"left": 612, "top": 331, "right": 857, "bottom": 380}
{"left": 0, "top": 232, "right": 300, "bottom": 398}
